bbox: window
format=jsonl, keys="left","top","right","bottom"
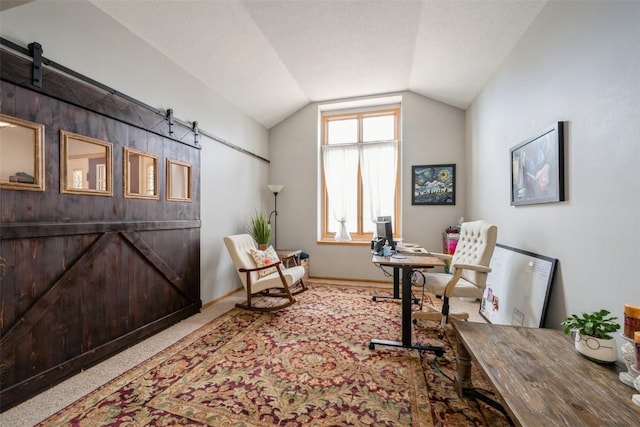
{"left": 96, "top": 164, "right": 107, "bottom": 191}
{"left": 0, "top": 114, "right": 45, "bottom": 192}
{"left": 166, "top": 158, "right": 192, "bottom": 201}
{"left": 321, "top": 108, "right": 400, "bottom": 242}
{"left": 72, "top": 170, "right": 83, "bottom": 189}
{"left": 124, "top": 147, "right": 159, "bottom": 199}
{"left": 60, "top": 130, "right": 113, "bottom": 196}
{"left": 146, "top": 164, "right": 155, "bottom": 196}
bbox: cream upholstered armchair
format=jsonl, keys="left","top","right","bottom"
{"left": 413, "top": 220, "right": 497, "bottom": 335}
{"left": 223, "top": 234, "right": 307, "bottom": 312}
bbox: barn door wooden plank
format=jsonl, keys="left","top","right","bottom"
{"left": 0, "top": 232, "right": 116, "bottom": 349}
{"left": 120, "top": 231, "right": 195, "bottom": 303}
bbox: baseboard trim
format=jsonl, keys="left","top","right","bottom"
{"left": 202, "top": 286, "right": 244, "bottom": 309}
{"left": 308, "top": 276, "right": 393, "bottom": 288}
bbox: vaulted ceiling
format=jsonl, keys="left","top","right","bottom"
{"left": 89, "top": 0, "right": 546, "bottom": 128}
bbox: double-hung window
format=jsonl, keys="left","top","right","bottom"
{"left": 321, "top": 108, "right": 400, "bottom": 242}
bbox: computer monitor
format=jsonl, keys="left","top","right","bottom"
{"left": 375, "top": 220, "right": 395, "bottom": 250}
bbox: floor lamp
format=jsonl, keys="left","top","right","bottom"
{"left": 267, "top": 184, "right": 283, "bottom": 249}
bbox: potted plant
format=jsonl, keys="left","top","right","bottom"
{"left": 248, "top": 212, "right": 271, "bottom": 249}
{"left": 561, "top": 309, "right": 620, "bottom": 363}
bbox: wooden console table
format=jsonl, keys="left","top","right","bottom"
{"left": 453, "top": 321, "right": 640, "bottom": 426}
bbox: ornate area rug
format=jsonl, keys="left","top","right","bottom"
{"left": 39, "top": 284, "right": 509, "bottom": 426}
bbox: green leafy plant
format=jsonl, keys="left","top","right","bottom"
{"left": 561, "top": 309, "right": 620, "bottom": 340}
{"left": 248, "top": 212, "right": 271, "bottom": 245}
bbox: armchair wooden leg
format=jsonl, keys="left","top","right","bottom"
{"left": 235, "top": 298, "right": 296, "bottom": 312}
{"left": 236, "top": 270, "right": 298, "bottom": 312}
{"left": 290, "top": 279, "right": 308, "bottom": 295}
{"left": 235, "top": 284, "right": 297, "bottom": 312}
{"left": 246, "top": 284, "right": 253, "bottom": 309}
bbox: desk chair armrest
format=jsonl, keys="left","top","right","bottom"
{"left": 239, "top": 260, "right": 283, "bottom": 273}
{"left": 450, "top": 263, "right": 491, "bottom": 273}
{"left": 428, "top": 252, "right": 453, "bottom": 262}
{"left": 442, "top": 264, "right": 491, "bottom": 297}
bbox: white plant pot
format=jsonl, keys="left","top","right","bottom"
{"left": 574, "top": 332, "right": 617, "bottom": 363}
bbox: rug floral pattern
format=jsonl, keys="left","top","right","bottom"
{"left": 39, "top": 284, "right": 509, "bottom": 426}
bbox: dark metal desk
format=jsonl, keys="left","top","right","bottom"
{"left": 370, "top": 254, "right": 445, "bottom": 355}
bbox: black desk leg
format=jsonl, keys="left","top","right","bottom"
{"left": 394, "top": 267, "right": 400, "bottom": 298}
{"left": 369, "top": 265, "right": 444, "bottom": 356}
{"left": 372, "top": 266, "right": 417, "bottom": 304}
{"left": 462, "top": 389, "right": 512, "bottom": 423}
{"left": 401, "top": 265, "right": 412, "bottom": 346}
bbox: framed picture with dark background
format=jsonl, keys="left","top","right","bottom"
{"left": 510, "top": 122, "right": 565, "bottom": 206}
{"left": 412, "top": 164, "right": 456, "bottom": 205}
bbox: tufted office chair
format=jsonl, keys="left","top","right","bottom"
{"left": 413, "top": 220, "right": 497, "bottom": 336}
{"left": 224, "top": 234, "right": 307, "bottom": 312}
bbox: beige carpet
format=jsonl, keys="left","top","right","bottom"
{"left": 0, "top": 280, "right": 490, "bottom": 426}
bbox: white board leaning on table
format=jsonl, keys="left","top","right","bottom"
{"left": 480, "top": 243, "right": 557, "bottom": 328}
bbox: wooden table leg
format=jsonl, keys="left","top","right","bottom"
{"left": 454, "top": 338, "right": 473, "bottom": 397}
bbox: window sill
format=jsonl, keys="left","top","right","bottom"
{"left": 317, "top": 240, "right": 371, "bottom": 246}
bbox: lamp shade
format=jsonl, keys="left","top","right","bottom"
{"left": 267, "top": 184, "right": 284, "bottom": 194}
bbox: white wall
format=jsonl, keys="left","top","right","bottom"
{"left": 0, "top": 0, "right": 270, "bottom": 303}
{"left": 466, "top": 0, "right": 640, "bottom": 342}
{"left": 269, "top": 91, "right": 465, "bottom": 281}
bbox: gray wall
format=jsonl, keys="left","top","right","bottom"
{"left": 271, "top": 0, "right": 640, "bottom": 350}
{"left": 269, "top": 91, "right": 466, "bottom": 281}
{"left": 0, "top": 0, "right": 269, "bottom": 303}
{"left": 466, "top": 0, "right": 640, "bottom": 343}
{"left": 4, "top": 1, "right": 638, "bottom": 340}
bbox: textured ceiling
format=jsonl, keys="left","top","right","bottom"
{"left": 90, "top": 0, "right": 546, "bottom": 128}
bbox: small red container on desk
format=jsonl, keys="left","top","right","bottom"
{"left": 443, "top": 232, "right": 459, "bottom": 255}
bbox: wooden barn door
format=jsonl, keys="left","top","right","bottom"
{"left": 0, "top": 49, "right": 201, "bottom": 411}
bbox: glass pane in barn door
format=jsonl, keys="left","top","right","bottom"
{"left": 60, "top": 130, "right": 112, "bottom": 196}
{"left": 0, "top": 114, "right": 45, "bottom": 192}
{"left": 124, "top": 147, "right": 159, "bottom": 199}
{"left": 167, "top": 158, "right": 192, "bottom": 202}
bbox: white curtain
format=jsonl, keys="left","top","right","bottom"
{"left": 360, "top": 140, "right": 398, "bottom": 228}
{"left": 321, "top": 143, "right": 359, "bottom": 241}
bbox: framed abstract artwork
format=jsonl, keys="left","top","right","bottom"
{"left": 510, "top": 122, "right": 565, "bottom": 206}
{"left": 412, "top": 164, "right": 455, "bottom": 205}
